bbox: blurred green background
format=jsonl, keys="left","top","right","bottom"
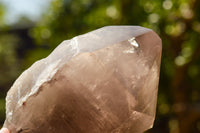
{"left": 0, "top": 0, "right": 200, "bottom": 132}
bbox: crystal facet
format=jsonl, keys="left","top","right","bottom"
{"left": 4, "top": 26, "right": 162, "bottom": 133}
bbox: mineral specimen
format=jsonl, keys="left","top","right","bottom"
{"left": 3, "top": 26, "right": 162, "bottom": 133}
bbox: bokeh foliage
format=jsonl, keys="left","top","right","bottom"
{"left": 0, "top": 0, "right": 200, "bottom": 132}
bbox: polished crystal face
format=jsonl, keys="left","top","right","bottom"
{"left": 4, "top": 26, "right": 162, "bottom": 133}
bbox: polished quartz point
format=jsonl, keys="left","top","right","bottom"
{"left": 4, "top": 26, "right": 162, "bottom": 133}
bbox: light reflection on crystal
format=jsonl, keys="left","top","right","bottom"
{"left": 123, "top": 47, "right": 135, "bottom": 54}
{"left": 128, "top": 37, "right": 139, "bottom": 48}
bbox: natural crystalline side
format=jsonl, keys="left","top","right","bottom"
{"left": 3, "top": 26, "right": 162, "bottom": 133}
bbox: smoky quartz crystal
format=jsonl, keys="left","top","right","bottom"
{"left": 4, "top": 26, "right": 162, "bottom": 133}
